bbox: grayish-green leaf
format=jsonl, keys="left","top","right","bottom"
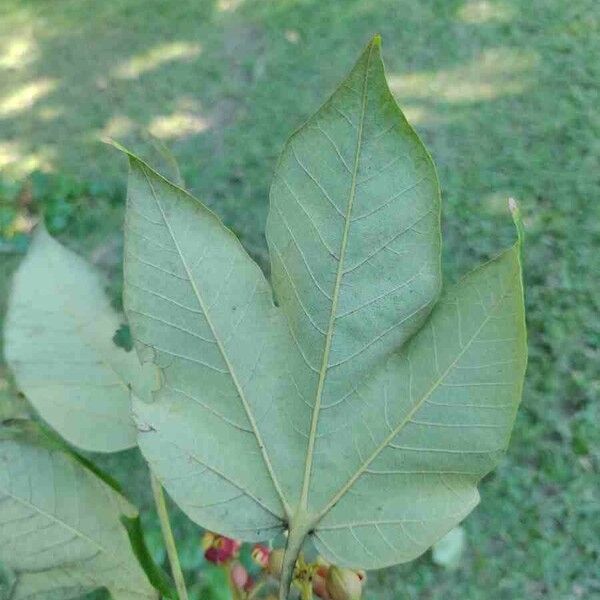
{"left": 0, "top": 431, "right": 158, "bottom": 600}
{"left": 267, "top": 37, "right": 441, "bottom": 513}
{"left": 119, "top": 141, "right": 303, "bottom": 539}
{"left": 118, "top": 35, "right": 527, "bottom": 593}
{"left": 4, "top": 225, "right": 156, "bottom": 452}
{"left": 310, "top": 244, "right": 526, "bottom": 568}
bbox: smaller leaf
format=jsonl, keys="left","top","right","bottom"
{"left": 431, "top": 526, "right": 466, "bottom": 570}
{"left": 4, "top": 224, "right": 157, "bottom": 452}
{"left": 0, "top": 424, "right": 159, "bottom": 600}
{"left": 3, "top": 421, "right": 175, "bottom": 599}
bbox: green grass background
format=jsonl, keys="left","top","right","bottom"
{"left": 0, "top": 0, "right": 599, "bottom": 598}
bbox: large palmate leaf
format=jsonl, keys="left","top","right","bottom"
{"left": 119, "top": 36, "right": 526, "bottom": 597}
{"left": 4, "top": 225, "right": 156, "bottom": 452}
{"left": 0, "top": 425, "right": 158, "bottom": 600}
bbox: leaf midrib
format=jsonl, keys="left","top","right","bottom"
{"left": 140, "top": 169, "right": 290, "bottom": 519}
{"left": 299, "top": 42, "right": 375, "bottom": 512}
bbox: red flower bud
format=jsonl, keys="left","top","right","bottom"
{"left": 201, "top": 531, "right": 241, "bottom": 564}
{"left": 230, "top": 562, "right": 249, "bottom": 590}
{"left": 313, "top": 564, "right": 331, "bottom": 599}
{"left": 326, "top": 566, "right": 363, "bottom": 600}
{"left": 251, "top": 543, "right": 271, "bottom": 568}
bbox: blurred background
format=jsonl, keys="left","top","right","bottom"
{"left": 0, "top": 0, "right": 598, "bottom": 598}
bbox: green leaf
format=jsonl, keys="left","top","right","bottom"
{"left": 119, "top": 140, "right": 295, "bottom": 539}
{"left": 118, "top": 36, "right": 526, "bottom": 595}
{"left": 0, "top": 427, "right": 158, "bottom": 600}
{"left": 4, "top": 225, "right": 157, "bottom": 452}
{"left": 267, "top": 35, "right": 441, "bottom": 444}
{"left": 309, "top": 244, "right": 526, "bottom": 569}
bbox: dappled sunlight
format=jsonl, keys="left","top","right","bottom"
{"left": 457, "top": 0, "right": 515, "bottom": 24}
{"left": 148, "top": 111, "right": 210, "bottom": 139}
{"left": 0, "top": 78, "right": 56, "bottom": 117}
{"left": 0, "top": 142, "right": 19, "bottom": 169}
{"left": 389, "top": 48, "right": 537, "bottom": 105}
{"left": 146, "top": 96, "right": 210, "bottom": 140}
{"left": 100, "top": 115, "right": 137, "bottom": 139}
{"left": 7, "top": 211, "right": 36, "bottom": 236}
{"left": 0, "top": 141, "right": 53, "bottom": 177}
{"left": 218, "top": 0, "right": 244, "bottom": 12}
{"left": 112, "top": 42, "right": 202, "bottom": 79}
{"left": 0, "top": 32, "right": 38, "bottom": 70}
{"left": 37, "top": 106, "right": 64, "bottom": 121}
{"left": 98, "top": 110, "right": 210, "bottom": 148}
{"left": 284, "top": 29, "right": 301, "bottom": 44}
{"left": 400, "top": 104, "right": 436, "bottom": 126}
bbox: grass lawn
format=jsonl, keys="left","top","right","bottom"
{"left": 1, "top": 0, "right": 599, "bottom": 598}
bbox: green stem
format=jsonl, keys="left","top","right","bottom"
{"left": 278, "top": 522, "right": 309, "bottom": 600}
{"left": 150, "top": 472, "right": 189, "bottom": 600}
{"left": 300, "top": 581, "right": 313, "bottom": 600}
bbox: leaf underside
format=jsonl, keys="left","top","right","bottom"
{"left": 119, "top": 34, "right": 527, "bottom": 581}
{"left": 4, "top": 225, "right": 156, "bottom": 453}
{"left": 0, "top": 430, "right": 158, "bottom": 600}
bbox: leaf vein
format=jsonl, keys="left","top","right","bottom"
{"left": 140, "top": 167, "right": 290, "bottom": 517}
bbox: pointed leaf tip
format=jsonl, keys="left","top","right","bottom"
{"left": 105, "top": 137, "right": 128, "bottom": 153}
{"left": 508, "top": 197, "right": 525, "bottom": 251}
{"left": 107, "top": 140, "right": 147, "bottom": 172}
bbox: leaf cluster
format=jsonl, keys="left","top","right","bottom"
{"left": 0, "top": 37, "right": 526, "bottom": 600}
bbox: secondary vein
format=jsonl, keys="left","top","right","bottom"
{"left": 316, "top": 273, "right": 516, "bottom": 521}
{"left": 140, "top": 168, "right": 291, "bottom": 519}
